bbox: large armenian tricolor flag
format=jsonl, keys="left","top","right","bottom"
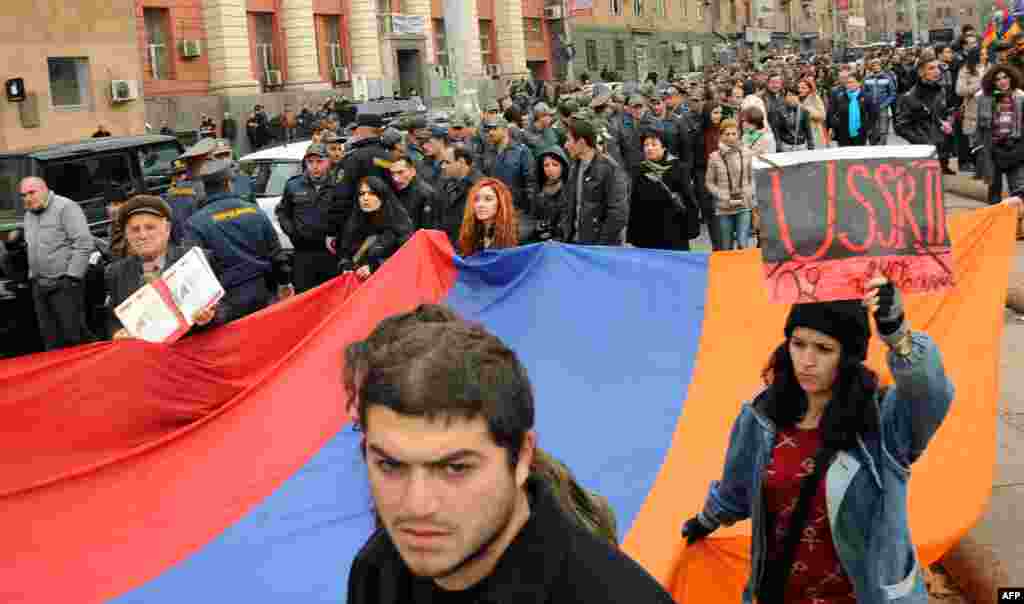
{"left": 0, "top": 205, "right": 1017, "bottom": 603}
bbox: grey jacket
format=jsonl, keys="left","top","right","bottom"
{"left": 23, "top": 192, "right": 93, "bottom": 280}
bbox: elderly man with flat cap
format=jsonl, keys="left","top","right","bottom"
{"left": 185, "top": 159, "right": 294, "bottom": 322}
{"left": 105, "top": 195, "right": 223, "bottom": 339}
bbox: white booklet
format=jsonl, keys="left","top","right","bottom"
{"left": 114, "top": 247, "right": 225, "bottom": 343}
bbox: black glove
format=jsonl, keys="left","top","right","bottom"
{"left": 873, "top": 281, "right": 904, "bottom": 336}
{"left": 681, "top": 516, "right": 713, "bottom": 545}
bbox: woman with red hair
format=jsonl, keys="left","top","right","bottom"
{"left": 458, "top": 177, "right": 519, "bottom": 256}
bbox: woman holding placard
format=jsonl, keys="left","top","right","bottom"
{"left": 681, "top": 281, "right": 954, "bottom": 604}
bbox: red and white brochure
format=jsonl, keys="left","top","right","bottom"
{"left": 114, "top": 248, "right": 225, "bottom": 344}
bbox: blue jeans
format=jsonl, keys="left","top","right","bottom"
{"left": 716, "top": 210, "right": 752, "bottom": 250}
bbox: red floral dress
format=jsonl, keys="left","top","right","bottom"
{"left": 763, "top": 426, "right": 857, "bottom": 604}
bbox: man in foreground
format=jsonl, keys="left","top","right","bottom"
{"left": 346, "top": 319, "right": 676, "bottom": 604}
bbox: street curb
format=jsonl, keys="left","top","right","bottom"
{"left": 941, "top": 535, "right": 1011, "bottom": 604}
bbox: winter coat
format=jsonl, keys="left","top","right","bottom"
{"left": 956, "top": 66, "right": 984, "bottom": 135}
{"left": 705, "top": 143, "right": 754, "bottom": 216}
{"left": 337, "top": 199, "right": 414, "bottom": 274}
{"left": 828, "top": 90, "right": 879, "bottom": 146}
{"left": 533, "top": 147, "right": 571, "bottom": 242}
{"left": 975, "top": 90, "right": 1024, "bottom": 172}
{"left": 559, "top": 153, "right": 630, "bottom": 245}
{"left": 801, "top": 93, "right": 829, "bottom": 147}
{"left": 23, "top": 192, "right": 93, "bottom": 280}
{"left": 743, "top": 128, "right": 777, "bottom": 155}
{"left": 393, "top": 176, "right": 438, "bottom": 232}
{"left": 607, "top": 112, "right": 656, "bottom": 176}
{"left": 863, "top": 70, "right": 899, "bottom": 108}
{"left": 774, "top": 103, "right": 816, "bottom": 149}
{"left": 434, "top": 170, "right": 483, "bottom": 247}
{"left": 894, "top": 81, "right": 950, "bottom": 147}
{"left": 482, "top": 141, "right": 537, "bottom": 213}
{"left": 276, "top": 173, "right": 334, "bottom": 250}
{"left": 331, "top": 137, "right": 393, "bottom": 238}
{"left": 628, "top": 155, "right": 699, "bottom": 250}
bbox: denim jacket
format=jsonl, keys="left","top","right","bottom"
{"left": 697, "top": 331, "right": 954, "bottom": 604}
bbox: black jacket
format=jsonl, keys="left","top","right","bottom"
{"left": 221, "top": 118, "right": 238, "bottom": 143}
{"left": 558, "top": 153, "right": 630, "bottom": 245}
{"left": 828, "top": 91, "right": 878, "bottom": 146}
{"left": 894, "top": 81, "right": 949, "bottom": 147}
{"left": 775, "top": 103, "right": 816, "bottom": 148}
{"left": 394, "top": 176, "right": 438, "bottom": 231}
{"left": 533, "top": 147, "right": 571, "bottom": 243}
{"left": 346, "top": 477, "right": 676, "bottom": 604}
{"left": 435, "top": 170, "right": 482, "bottom": 247}
{"left": 337, "top": 200, "right": 414, "bottom": 274}
{"left": 628, "top": 156, "right": 699, "bottom": 250}
{"left": 608, "top": 113, "right": 656, "bottom": 176}
{"left": 276, "top": 173, "right": 334, "bottom": 250}
{"left": 332, "top": 137, "right": 393, "bottom": 238}
{"left": 104, "top": 244, "right": 227, "bottom": 335}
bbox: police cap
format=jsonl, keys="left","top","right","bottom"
{"left": 198, "top": 159, "right": 233, "bottom": 184}
{"left": 304, "top": 143, "right": 328, "bottom": 158}
{"left": 179, "top": 137, "right": 217, "bottom": 160}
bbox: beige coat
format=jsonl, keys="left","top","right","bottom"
{"left": 706, "top": 143, "right": 755, "bottom": 216}
{"left": 801, "top": 93, "right": 829, "bottom": 147}
{"left": 957, "top": 65, "right": 984, "bottom": 135}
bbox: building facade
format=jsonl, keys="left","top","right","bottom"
{"left": 0, "top": 0, "right": 147, "bottom": 151}
{"left": 865, "top": 0, "right": 980, "bottom": 44}
{"left": 565, "top": 0, "right": 713, "bottom": 82}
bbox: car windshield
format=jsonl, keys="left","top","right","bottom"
{"left": 243, "top": 160, "right": 302, "bottom": 197}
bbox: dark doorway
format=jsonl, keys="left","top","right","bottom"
{"left": 396, "top": 49, "right": 422, "bottom": 97}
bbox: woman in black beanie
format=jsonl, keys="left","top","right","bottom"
{"left": 681, "top": 277, "right": 954, "bottom": 604}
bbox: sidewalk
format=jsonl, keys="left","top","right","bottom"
{"left": 939, "top": 171, "right": 1024, "bottom": 604}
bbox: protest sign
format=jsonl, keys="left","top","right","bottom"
{"left": 753, "top": 146, "right": 955, "bottom": 304}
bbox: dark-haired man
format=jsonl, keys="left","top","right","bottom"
{"left": 894, "top": 59, "right": 953, "bottom": 173}
{"left": 435, "top": 146, "right": 482, "bottom": 246}
{"left": 561, "top": 119, "right": 629, "bottom": 245}
{"left": 347, "top": 320, "right": 677, "bottom": 604}
{"left": 389, "top": 154, "right": 437, "bottom": 231}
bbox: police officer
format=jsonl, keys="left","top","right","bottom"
{"left": 184, "top": 159, "right": 293, "bottom": 322}
{"left": 419, "top": 125, "right": 448, "bottom": 188}
{"left": 323, "top": 132, "right": 346, "bottom": 185}
{"left": 211, "top": 138, "right": 254, "bottom": 204}
{"left": 276, "top": 144, "right": 337, "bottom": 293}
{"left": 330, "top": 113, "right": 391, "bottom": 251}
{"left": 165, "top": 137, "right": 217, "bottom": 245}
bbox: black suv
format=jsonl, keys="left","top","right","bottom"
{"left": 0, "top": 135, "right": 185, "bottom": 358}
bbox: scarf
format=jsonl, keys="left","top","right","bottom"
{"left": 641, "top": 154, "right": 676, "bottom": 178}
{"left": 742, "top": 128, "right": 764, "bottom": 148}
{"left": 847, "top": 89, "right": 862, "bottom": 138}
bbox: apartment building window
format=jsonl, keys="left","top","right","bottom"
{"left": 143, "top": 8, "right": 171, "bottom": 80}
{"left": 611, "top": 0, "right": 622, "bottom": 16}
{"left": 524, "top": 18, "right": 543, "bottom": 43}
{"left": 321, "top": 15, "right": 345, "bottom": 70}
{"left": 696, "top": 1, "right": 703, "bottom": 20}
{"left": 655, "top": 0, "right": 665, "bottom": 16}
{"left": 47, "top": 57, "right": 91, "bottom": 109}
{"left": 434, "top": 19, "right": 449, "bottom": 67}
{"left": 252, "top": 13, "right": 277, "bottom": 73}
{"left": 681, "top": 0, "right": 687, "bottom": 18}
{"left": 480, "top": 20, "right": 493, "bottom": 66}
{"left": 586, "top": 39, "right": 599, "bottom": 71}
{"left": 615, "top": 40, "right": 626, "bottom": 71}
{"left": 634, "top": 0, "right": 645, "bottom": 17}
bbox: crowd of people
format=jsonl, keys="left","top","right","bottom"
{"left": 6, "top": 27, "right": 1024, "bottom": 353}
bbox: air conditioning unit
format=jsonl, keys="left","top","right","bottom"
{"left": 543, "top": 5, "right": 563, "bottom": 19}
{"left": 332, "top": 66, "right": 351, "bottom": 83}
{"left": 179, "top": 39, "right": 202, "bottom": 58}
{"left": 672, "top": 42, "right": 687, "bottom": 53}
{"left": 264, "top": 69, "right": 283, "bottom": 87}
{"left": 110, "top": 79, "right": 139, "bottom": 102}
{"left": 486, "top": 64, "right": 503, "bottom": 77}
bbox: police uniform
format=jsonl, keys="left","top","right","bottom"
{"left": 165, "top": 138, "right": 219, "bottom": 246}
{"left": 212, "top": 139, "right": 254, "bottom": 204}
{"left": 184, "top": 160, "right": 292, "bottom": 323}
{"left": 276, "top": 144, "right": 337, "bottom": 293}
{"left": 332, "top": 113, "right": 392, "bottom": 241}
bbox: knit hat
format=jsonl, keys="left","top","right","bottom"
{"left": 784, "top": 301, "right": 871, "bottom": 362}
